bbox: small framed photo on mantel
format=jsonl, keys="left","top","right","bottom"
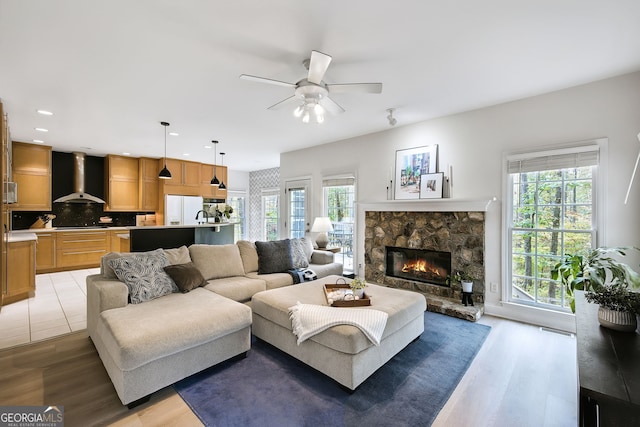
{"left": 420, "top": 172, "right": 444, "bottom": 199}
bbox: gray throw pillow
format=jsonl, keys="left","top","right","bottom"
{"left": 109, "top": 249, "right": 176, "bottom": 304}
{"left": 164, "top": 262, "right": 207, "bottom": 293}
{"left": 255, "top": 240, "right": 294, "bottom": 274}
{"left": 290, "top": 238, "right": 310, "bottom": 269}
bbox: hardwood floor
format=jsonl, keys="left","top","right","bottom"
{"left": 0, "top": 315, "right": 577, "bottom": 427}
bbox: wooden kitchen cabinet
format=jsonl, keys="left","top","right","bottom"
{"left": 56, "top": 230, "right": 110, "bottom": 269}
{"left": 139, "top": 157, "right": 159, "bottom": 211}
{"left": 161, "top": 158, "right": 201, "bottom": 196}
{"left": 35, "top": 233, "right": 56, "bottom": 273}
{"left": 109, "top": 230, "right": 130, "bottom": 252}
{"left": 4, "top": 239, "right": 36, "bottom": 305}
{"left": 11, "top": 141, "right": 52, "bottom": 211}
{"left": 104, "top": 155, "right": 139, "bottom": 211}
{"left": 200, "top": 163, "right": 228, "bottom": 199}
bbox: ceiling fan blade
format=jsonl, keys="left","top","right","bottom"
{"left": 239, "top": 74, "right": 296, "bottom": 88}
{"left": 319, "top": 96, "right": 345, "bottom": 115}
{"left": 267, "top": 95, "right": 300, "bottom": 111}
{"left": 307, "top": 50, "right": 332, "bottom": 84}
{"left": 326, "top": 83, "right": 383, "bottom": 94}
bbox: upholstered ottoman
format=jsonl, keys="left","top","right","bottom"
{"left": 251, "top": 275, "right": 426, "bottom": 390}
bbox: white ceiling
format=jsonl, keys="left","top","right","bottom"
{"left": 1, "top": 1, "right": 639, "bottom": 172}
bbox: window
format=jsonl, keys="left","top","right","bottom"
{"left": 227, "top": 191, "right": 246, "bottom": 242}
{"left": 323, "top": 177, "right": 356, "bottom": 274}
{"left": 285, "top": 179, "right": 310, "bottom": 239}
{"left": 262, "top": 190, "right": 279, "bottom": 241}
{"left": 506, "top": 144, "right": 601, "bottom": 311}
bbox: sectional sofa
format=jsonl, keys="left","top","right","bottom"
{"left": 86, "top": 238, "right": 343, "bottom": 406}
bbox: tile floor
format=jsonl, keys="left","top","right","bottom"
{"left": 0, "top": 268, "right": 98, "bottom": 350}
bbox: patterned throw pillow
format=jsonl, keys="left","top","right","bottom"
{"left": 164, "top": 262, "right": 207, "bottom": 293}
{"left": 109, "top": 249, "right": 176, "bottom": 304}
{"left": 255, "top": 240, "right": 294, "bottom": 274}
{"left": 290, "top": 238, "right": 310, "bottom": 269}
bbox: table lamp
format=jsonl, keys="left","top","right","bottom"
{"left": 311, "top": 217, "right": 333, "bottom": 249}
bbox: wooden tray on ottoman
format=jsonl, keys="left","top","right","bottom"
{"left": 323, "top": 282, "right": 371, "bottom": 307}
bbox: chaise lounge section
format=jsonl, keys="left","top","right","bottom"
{"left": 86, "top": 238, "right": 343, "bottom": 405}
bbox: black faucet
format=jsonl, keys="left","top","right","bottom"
{"left": 195, "top": 210, "right": 209, "bottom": 224}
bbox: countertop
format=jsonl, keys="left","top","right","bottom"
{"left": 11, "top": 222, "right": 238, "bottom": 234}
{"left": 7, "top": 232, "right": 37, "bottom": 242}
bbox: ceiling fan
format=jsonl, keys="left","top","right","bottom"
{"left": 240, "top": 50, "right": 382, "bottom": 123}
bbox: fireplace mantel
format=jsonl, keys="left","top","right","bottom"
{"left": 358, "top": 196, "right": 498, "bottom": 213}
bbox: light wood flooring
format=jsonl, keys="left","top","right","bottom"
{"left": 0, "top": 315, "right": 577, "bottom": 427}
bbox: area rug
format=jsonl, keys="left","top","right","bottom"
{"left": 175, "top": 311, "right": 491, "bottom": 427}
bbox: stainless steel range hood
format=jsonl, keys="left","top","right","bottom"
{"left": 53, "top": 152, "right": 106, "bottom": 203}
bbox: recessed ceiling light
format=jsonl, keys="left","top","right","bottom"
{"left": 169, "top": 132, "right": 179, "bottom": 136}
{"left": 204, "top": 145, "right": 212, "bottom": 149}
{"left": 33, "top": 139, "right": 44, "bottom": 143}
{"left": 36, "top": 109, "right": 54, "bottom": 116}
{"left": 122, "top": 152, "right": 131, "bottom": 156}
{"left": 182, "top": 153, "right": 190, "bottom": 156}
{"left": 34, "top": 128, "right": 48, "bottom": 132}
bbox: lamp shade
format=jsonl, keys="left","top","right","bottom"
{"left": 311, "top": 217, "right": 333, "bottom": 249}
{"left": 311, "top": 217, "right": 333, "bottom": 233}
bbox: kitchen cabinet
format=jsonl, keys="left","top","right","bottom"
{"left": 104, "top": 155, "right": 139, "bottom": 211}
{"left": 11, "top": 141, "right": 52, "bottom": 211}
{"left": 4, "top": 239, "right": 36, "bottom": 305}
{"left": 200, "top": 163, "right": 228, "bottom": 199}
{"left": 109, "top": 229, "right": 130, "bottom": 252}
{"left": 161, "top": 158, "right": 201, "bottom": 196}
{"left": 35, "top": 233, "right": 56, "bottom": 273}
{"left": 139, "top": 157, "right": 159, "bottom": 211}
{"left": 56, "top": 230, "right": 110, "bottom": 269}
{"left": 1, "top": 100, "right": 8, "bottom": 308}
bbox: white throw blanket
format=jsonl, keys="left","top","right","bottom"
{"left": 288, "top": 302, "right": 389, "bottom": 346}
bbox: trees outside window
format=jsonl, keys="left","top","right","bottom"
{"left": 506, "top": 145, "right": 600, "bottom": 311}
{"left": 323, "top": 177, "right": 355, "bottom": 274}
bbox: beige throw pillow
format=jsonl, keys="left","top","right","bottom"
{"left": 188, "top": 244, "right": 245, "bottom": 280}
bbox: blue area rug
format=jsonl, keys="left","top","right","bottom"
{"left": 175, "top": 311, "right": 491, "bottom": 427}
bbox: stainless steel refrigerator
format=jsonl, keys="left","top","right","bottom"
{"left": 164, "top": 195, "right": 204, "bottom": 226}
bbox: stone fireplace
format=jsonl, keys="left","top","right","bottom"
{"left": 364, "top": 210, "right": 485, "bottom": 320}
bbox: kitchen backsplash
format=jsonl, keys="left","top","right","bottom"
{"left": 11, "top": 204, "right": 151, "bottom": 230}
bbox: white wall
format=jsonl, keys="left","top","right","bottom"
{"left": 227, "top": 169, "right": 250, "bottom": 192}
{"left": 280, "top": 71, "right": 640, "bottom": 330}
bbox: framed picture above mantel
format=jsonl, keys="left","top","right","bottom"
{"left": 419, "top": 172, "right": 444, "bottom": 199}
{"left": 394, "top": 145, "right": 438, "bottom": 200}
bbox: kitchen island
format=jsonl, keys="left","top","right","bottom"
{"left": 10, "top": 222, "right": 237, "bottom": 273}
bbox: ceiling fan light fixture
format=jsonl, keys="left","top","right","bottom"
{"left": 158, "top": 121, "right": 172, "bottom": 179}
{"left": 302, "top": 111, "right": 310, "bottom": 124}
{"left": 293, "top": 105, "right": 304, "bottom": 117}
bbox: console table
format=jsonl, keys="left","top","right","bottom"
{"left": 575, "top": 291, "right": 640, "bottom": 426}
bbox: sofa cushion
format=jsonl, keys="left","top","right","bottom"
{"left": 203, "top": 276, "right": 266, "bottom": 303}
{"left": 237, "top": 240, "right": 259, "bottom": 274}
{"left": 164, "top": 262, "right": 207, "bottom": 293}
{"left": 97, "top": 288, "right": 252, "bottom": 371}
{"left": 188, "top": 244, "right": 245, "bottom": 280}
{"left": 255, "top": 240, "right": 294, "bottom": 274}
{"left": 163, "top": 245, "right": 191, "bottom": 265}
{"left": 300, "top": 237, "right": 314, "bottom": 260}
{"left": 290, "top": 238, "right": 310, "bottom": 269}
{"left": 245, "top": 272, "right": 293, "bottom": 290}
{"left": 108, "top": 249, "right": 176, "bottom": 304}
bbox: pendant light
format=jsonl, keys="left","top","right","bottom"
{"left": 158, "top": 121, "right": 172, "bottom": 179}
{"left": 210, "top": 140, "right": 220, "bottom": 187}
{"left": 219, "top": 152, "right": 226, "bottom": 190}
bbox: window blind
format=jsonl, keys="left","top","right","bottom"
{"left": 322, "top": 177, "right": 355, "bottom": 187}
{"left": 507, "top": 146, "right": 599, "bottom": 174}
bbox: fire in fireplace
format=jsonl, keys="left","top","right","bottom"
{"left": 385, "top": 246, "right": 451, "bottom": 286}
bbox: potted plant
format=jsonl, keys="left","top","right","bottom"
{"left": 349, "top": 278, "right": 367, "bottom": 298}
{"left": 551, "top": 246, "right": 640, "bottom": 312}
{"left": 450, "top": 270, "right": 475, "bottom": 306}
{"left": 585, "top": 284, "right": 640, "bottom": 332}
